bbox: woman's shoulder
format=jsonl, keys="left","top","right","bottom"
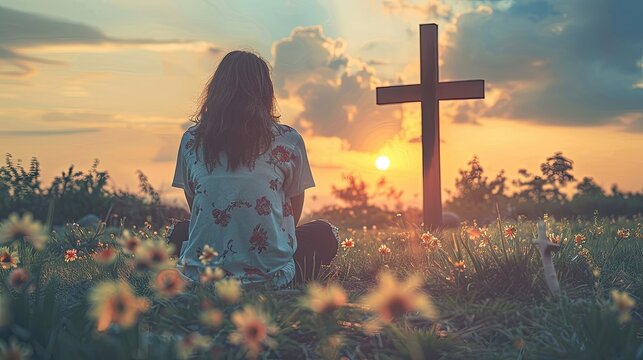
{"left": 178, "top": 124, "right": 198, "bottom": 152}
{"left": 182, "top": 124, "right": 198, "bottom": 139}
{"left": 273, "top": 123, "right": 304, "bottom": 145}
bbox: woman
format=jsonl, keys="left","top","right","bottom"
{"left": 171, "top": 50, "right": 338, "bottom": 288}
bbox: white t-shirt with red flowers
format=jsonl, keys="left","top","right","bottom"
{"left": 171, "top": 123, "right": 315, "bottom": 287}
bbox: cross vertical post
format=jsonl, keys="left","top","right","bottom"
{"left": 376, "top": 23, "right": 485, "bottom": 230}
{"left": 420, "top": 24, "right": 441, "bottom": 229}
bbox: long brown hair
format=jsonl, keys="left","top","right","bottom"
{"left": 191, "top": 50, "right": 280, "bottom": 171}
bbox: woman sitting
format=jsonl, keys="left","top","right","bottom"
{"left": 170, "top": 50, "right": 338, "bottom": 288}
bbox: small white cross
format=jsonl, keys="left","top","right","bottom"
{"left": 533, "top": 221, "right": 561, "bottom": 296}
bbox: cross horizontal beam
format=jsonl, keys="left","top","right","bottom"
{"left": 437, "top": 80, "right": 485, "bottom": 100}
{"left": 376, "top": 80, "right": 485, "bottom": 105}
{"left": 376, "top": 85, "right": 421, "bottom": 105}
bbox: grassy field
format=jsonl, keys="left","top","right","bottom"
{"left": 0, "top": 212, "right": 641, "bottom": 359}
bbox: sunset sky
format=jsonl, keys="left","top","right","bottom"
{"left": 1, "top": 0, "right": 641, "bottom": 211}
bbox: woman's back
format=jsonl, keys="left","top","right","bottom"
{"left": 172, "top": 123, "right": 314, "bottom": 287}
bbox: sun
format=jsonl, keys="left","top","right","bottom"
{"left": 375, "top": 155, "right": 391, "bottom": 171}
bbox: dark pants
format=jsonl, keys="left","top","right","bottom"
{"left": 292, "top": 220, "right": 339, "bottom": 285}
{"left": 167, "top": 219, "right": 338, "bottom": 285}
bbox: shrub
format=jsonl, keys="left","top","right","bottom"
{"left": 0, "top": 154, "right": 188, "bottom": 227}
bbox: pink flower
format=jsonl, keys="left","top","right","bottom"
{"left": 212, "top": 209, "right": 230, "bottom": 227}
{"left": 249, "top": 224, "right": 268, "bottom": 253}
{"left": 255, "top": 197, "right": 271, "bottom": 216}
{"left": 270, "top": 146, "right": 292, "bottom": 163}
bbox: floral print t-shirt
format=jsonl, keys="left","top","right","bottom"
{"left": 172, "top": 123, "right": 315, "bottom": 287}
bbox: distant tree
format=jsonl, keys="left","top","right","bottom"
{"left": 513, "top": 169, "right": 548, "bottom": 203}
{"left": 137, "top": 170, "right": 161, "bottom": 204}
{"left": 445, "top": 156, "right": 508, "bottom": 221}
{"left": 611, "top": 184, "right": 624, "bottom": 198}
{"left": 318, "top": 152, "right": 641, "bottom": 224}
{"left": 514, "top": 152, "right": 575, "bottom": 203}
{"left": 331, "top": 174, "right": 370, "bottom": 208}
{"left": 330, "top": 174, "right": 404, "bottom": 210}
{"left": 541, "top": 152, "right": 575, "bottom": 201}
{"left": 453, "top": 156, "right": 506, "bottom": 203}
{"left": 541, "top": 152, "right": 575, "bottom": 186}
{"left": 574, "top": 177, "right": 605, "bottom": 198}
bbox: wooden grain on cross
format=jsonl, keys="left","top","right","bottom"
{"left": 376, "top": 23, "right": 485, "bottom": 229}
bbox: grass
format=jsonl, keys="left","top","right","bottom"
{"left": 0, "top": 212, "right": 641, "bottom": 359}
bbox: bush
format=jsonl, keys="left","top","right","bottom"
{"left": 0, "top": 154, "right": 188, "bottom": 227}
{"left": 445, "top": 153, "right": 642, "bottom": 222}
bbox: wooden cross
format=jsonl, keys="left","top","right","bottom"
{"left": 376, "top": 24, "right": 485, "bottom": 229}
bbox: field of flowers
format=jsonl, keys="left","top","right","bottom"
{"left": 0, "top": 211, "right": 641, "bottom": 359}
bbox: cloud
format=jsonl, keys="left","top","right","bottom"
{"left": 271, "top": 26, "right": 349, "bottom": 97}
{"left": 452, "top": 102, "right": 484, "bottom": 125}
{"left": 41, "top": 111, "right": 187, "bottom": 128}
{"left": 42, "top": 111, "right": 116, "bottom": 123}
{"left": 442, "top": 0, "right": 643, "bottom": 130}
{"left": 0, "top": 5, "right": 221, "bottom": 77}
{"left": 0, "top": 46, "right": 62, "bottom": 77}
{"left": 381, "top": 0, "right": 453, "bottom": 21}
{"left": 0, "top": 128, "right": 100, "bottom": 136}
{"left": 0, "top": 6, "right": 105, "bottom": 47}
{"left": 272, "top": 26, "right": 403, "bottom": 151}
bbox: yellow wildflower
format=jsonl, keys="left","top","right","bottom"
{"left": 452, "top": 260, "right": 466, "bottom": 273}
{"left": 301, "top": 282, "right": 348, "bottom": 314}
{"left": 176, "top": 332, "right": 211, "bottom": 360}
{"left": 198, "top": 244, "right": 219, "bottom": 265}
{"left": 378, "top": 244, "right": 391, "bottom": 255}
{"left": 617, "top": 229, "right": 630, "bottom": 240}
{"left": 548, "top": 234, "right": 562, "bottom": 244}
{"left": 215, "top": 278, "right": 242, "bottom": 304}
{"left": 200, "top": 308, "right": 224, "bottom": 328}
{"left": 228, "top": 305, "right": 278, "bottom": 359}
{"left": 134, "top": 239, "right": 174, "bottom": 270}
{"left": 0, "top": 213, "right": 47, "bottom": 250}
{"left": 420, "top": 232, "right": 441, "bottom": 251}
{"left": 200, "top": 266, "right": 225, "bottom": 284}
{"left": 360, "top": 272, "right": 437, "bottom": 324}
{"left": 466, "top": 226, "right": 482, "bottom": 240}
{"left": 610, "top": 290, "right": 636, "bottom": 323}
{"left": 88, "top": 281, "right": 150, "bottom": 332}
{"left": 504, "top": 226, "right": 517, "bottom": 239}
{"left": 341, "top": 238, "right": 355, "bottom": 249}
{"left": 574, "top": 234, "right": 586, "bottom": 246}
{"left": 92, "top": 247, "right": 117, "bottom": 265}
{"left": 118, "top": 230, "right": 141, "bottom": 255}
{"left": 0, "top": 247, "right": 19, "bottom": 270}
{"left": 152, "top": 268, "right": 187, "bottom": 298}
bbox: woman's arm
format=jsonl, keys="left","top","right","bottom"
{"left": 290, "top": 192, "right": 305, "bottom": 226}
